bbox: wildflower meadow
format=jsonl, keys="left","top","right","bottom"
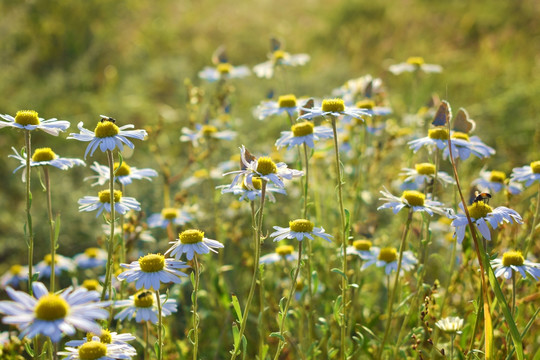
{"left": 0, "top": 1, "right": 539, "bottom": 359}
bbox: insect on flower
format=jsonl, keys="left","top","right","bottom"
{"left": 473, "top": 191, "right": 491, "bottom": 205}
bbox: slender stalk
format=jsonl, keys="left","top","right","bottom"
{"left": 273, "top": 242, "right": 303, "bottom": 360}
{"left": 101, "top": 150, "right": 116, "bottom": 302}
{"left": 155, "top": 289, "right": 163, "bottom": 360}
{"left": 230, "top": 183, "right": 267, "bottom": 360}
{"left": 24, "top": 131, "right": 35, "bottom": 295}
{"left": 43, "top": 167, "right": 56, "bottom": 292}
{"left": 330, "top": 116, "right": 348, "bottom": 359}
{"left": 145, "top": 320, "right": 149, "bottom": 360}
{"left": 378, "top": 209, "right": 413, "bottom": 359}
{"left": 511, "top": 273, "right": 516, "bottom": 316}
{"left": 192, "top": 255, "right": 200, "bottom": 360}
{"left": 523, "top": 183, "right": 540, "bottom": 257}
{"left": 450, "top": 333, "right": 455, "bottom": 360}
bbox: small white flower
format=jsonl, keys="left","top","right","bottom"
{"left": 399, "top": 163, "right": 455, "bottom": 189}
{"left": 35, "top": 254, "right": 75, "bottom": 279}
{"left": 510, "top": 161, "right": 540, "bottom": 188}
{"left": 260, "top": 245, "right": 298, "bottom": 264}
{"left": 0, "top": 282, "right": 109, "bottom": 343}
{"left": 9, "top": 147, "right": 85, "bottom": 182}
{"left": 68, "top": 116, "right": 147, "bottom": 158}
{"left": 218, "top": 175, "right": 286, "bottom": 203}
{"left": 270, "top": 219, "right": 333, "bottom": 243}
{"left": 389, "top": 57, "right": 442, "bottom": 75}
{"left": 166, "top": 229, "right": 224, "bottom": 261}
{"left": 361, "top": 247, "right": 417, "bottom": 275}
{"left": 85, "top": 161, "right": 157, "bottom": 186}
{"left": 117, "top": 253, "right": 189, "bottom": 290}
{"left": 1, "top": 264, "right": 28, "bottom": 288}
{"left": 275, "top": 120, "right": 333, "bottom": 150}
{"left": 73, "top": 248, "right": 108, "bottom": 269}
{"left": 491, "top": 251, "right": 540, "bottom": 281}
{"left": 345, "top": 239, "right": 377, "bottom": 260}
{"left": 299, "top": 98, "right": 370, "bottom": 123}
{"left": 253, "top": 49, "right": 310, "bottom": 79}
{"left": 0, "top": 110, "right": 70, "bottom": 135}
{"left": 147, "top": 207, "right": 192, "bottom": 228}
{"left": 114, "top": 290, "right": 177, "bottom": 324}
{"left": 198, "top": 62, "right": 250, "bottom": 82}
{"left": 180, "top": 123, "right": 236, "bottom": 147}
{"left": 377, "top": 187, "right": 449, "bottom": 216}
{"left": 443, "top": 132, "right": 495, "bottom": 160}
{"left": 254, "top": 94, "right": 304, "bottom": 120}
{"left": 78, "top": 190, "right": 141, "bottom": 217}
{"left": 332, "top": 74, "right": 385, "bottom": 103}
{"left": 58, "top": 341, "right": 134, "bottom": 360}
{"left": 65, "top": 329, "right": 136, "bottom": 351}
{"left": 472, "top": 169, "right": 522, "bottom": 195}
{"left": 435, "top": 317, "right": 464, "bottom": 334}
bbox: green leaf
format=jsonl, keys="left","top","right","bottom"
{"left": 115, "top": 152, "right": 123, "bottom": 175}
{"left": 231, "top": 322, "right": 240, "bottom": 344}
{"left": 231, "top": 294, "right": 243, "bottom": 322}
{"left": 344, "top": 208, "right": 351, "bottom": 236}
{"left": 331, "top": 268, "right": 347, "bottom": 281}
{"left": 24, "top": 342, "right": 34, "bottom": 357}
{"left": 269, "top": 332, "right": 285, "bottom": 342}
{"left": 333, "top": 295, "right": 343, "bottom": 326}
{"left": 53, "top": 214, "right": 61, "bottom": 249}
{"left": 154, "top": 342, "right": 161, "bottom": 357}
{"left": 311, "top": 270, "right": 319, "bottom": 295}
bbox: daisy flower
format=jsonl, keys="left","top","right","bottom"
{"left": 450, "top": 202, "right": 523, "bottom": 244}
{"left": 346, "top": 239, "right": 378, "bottom": 260}
{"left": 260, "top": 245, "right": 298, "bottom": 264}
{"left": 65, "top": 329, "right": 136, "bottom": 351}
{"left": 81, "top": 279, "right": 102, "bottom": 293}
{"left": 408, "top": 127, "right": 450, "bottom": 153}
{"left": 332, "top": 74, "right": 385, "bottom": 103}
{"left": 0, "top": 110, "right": 70, "bottom": 135}
{"left": 67, "top": 116, "right": 147, "bottom": 158}
{"left": 1, "top": 264, "right": 28, "bottom": 288}
{"left": 35, "top": 254, "right": 75, "bottom": 279}
{"left": 377, "top": 188, "right": 450, "bottom": 216}
{"left": 117, "top": 253, "right": 189, "bottom": 290}
{"left": 78, "top": 189, "right": 141, "bottom": 217}
{"left": 198, "top": 62, "right": 250, "bottom": 82}
{"left": 146, "top": 207, "right": 192, "bottom": 229}
{"left": 254, "top": 94, "right": 303, "bottom": 120}
{"left": 435, "top": 317, "right": 464, "bottom": 335}
{"left": 224, "top": 145, "right": 303, "bottom": 189}
{"left": 442, "top": 131, "right": 495, "bottom": 160}
{"left": 491, "top": 250, "right": 540, "bottom": 281}
{"left": 253, "top": 49, "right": 310, "bottom": 79}
{"left": 298, "top": 98, "right": 371, "bottom": 123}
{"left": 114, "top": 290, "right": 177, "bottom": 324}
{"left": 58, "top": 341, "right": 134, "bottom": 360}
{"left": 0, "top": 282, "right": 109, "bottom": 342}
{"left": 85, "top": 161, "right": 158, "bottom": 186}
{"left": 218, "top": 175, "right": 286, "bottom": 202}
{"left": 399, "top": 163, "right": 455, "bottom": 189}
{"left": 388, "top": 57, "right": 442, "bottom": 75}
{"left": 352, "top": 99, "right": 392, "bottom": 117}
{"left": 9, "top": 147, "right": 85, "bottom": 182}
{"left": 361, "top": 247, "right": 417, "bottom": 275}
{"left": 510, "top": 161, "right": 540, "bottom": 187}
{"left": 180, "top": 123, "right": 236, "bottom": 147}
{"left": 270, "top": 219, "right": 333, "bottom": 243}
{"left": 275, "top": 120, "right": 333, "bottom": 150}
{"left": 165, "top": 230, "right": 224, "bottom": 261}
{"left": 472, "top": 169, "right": 523, "bottom": 195}
{"left": 73, "top": 247, "right": 108, "bottom": 269}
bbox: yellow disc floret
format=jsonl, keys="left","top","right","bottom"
{"left": 273, "top": 50, "right": 286, "bottom": 61}
{"left": 44, "top": 254, "right": 57, "bottom": 265}
{"left": 256, "top": 157, "right": 277, "bottom": 175}
{"left": 378, "top": 247, "right": 397, "bottom": 263}
{"left": 292, "top": 121, "right": 314, "bottom": 137}
{"left": 276, "top": 245, "right": 294, "bottom": 256}
{"left": 78, "top": 341, "right": 107, "bottom": 360}
{"left": 10, "top": 264, "right": 23, "bottom": 275}
{"left": 428, "top": 128, "right": 449, "bottom": 140}
{"left": 94, "top": 121, "right": 120, "bottom": 138}
{"left": 99, "top": 329, "right": 112, "bottom": 344}
{"left": 34, "top": 294, "right": 69, "bottom": 321}
{"left": 489, "top": 170, "right": 506, "bottom": 183}
{"left": 355, "top": 99, "right": 375, "bottom": 110}
{"left": 353, "top": 240, "right": 372, "bottom": 251}
{"left": 84, "top": 248, "right": 101, "bottom": 258}
{"left": 15, "top": 110, "right": 40, "bottom": 126}
{"left": 530, "top": 161, "right": 540, "bottom": 174}
{"left": 133, "top": 290, "right": 154, "bottom": 308}
{"left": 138, "top": 253, "right": 165, "bottom": 273}
{"left": 242, "top": 176, "right": 262, "bottom": 190}
{"left": 82, "top": 279, "right": 100, "bottom": 291}
{"left": 451, "top": 132, "right": 470, "bottom": 141}
{"left": 289, "top": 219, "right": 314, "bottom": 233}
{"left": 322, "top": 98, "right": 345, "bottom": 113}
{"left": 179, "top": 229, "right": 204, "bottom": 244}
{"left": 98, "top": 190, "right": 122, "bottom": 203}
{"left": 502, "top": 251, "right": 525, "bottom": 267}
{"left": 114, "top": 162, "right": 131, "bottom": 176}
{"left": 402, "top": 190, "right": 425, "bottom": 207}
{"left": 201, "top": 125, "right": 218, "bottom": 135}
{"left": 278, "top": 94, "right": 297, "bottom": 108}
{"left": 415, "top": 163, "right": 436, "bottom": 175}
{"left": 407, "top": 56, "right": 425, "bottom": 66}
{"left": 467, "top": 202, "right": 493, "bottom": 219}
{"left": 32, "top": 148, "right": 56, "bottom": 162}
{"left": 161, "top": 208, "right": 179, "bottom": 220}
{"left": 217, "top": 63, "right": 232, "bottom": 74}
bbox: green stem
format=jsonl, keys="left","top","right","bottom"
{"left": 119, "top": 183, "right": 126, "bottom": 303}
{"left": 230, "top": 183, "right": 267, "bottom": 360}
{"left": 523, "top": 183, "right": 540, "bottom": 257}
{"left": 192, "top": 255, "right": 200, "bottom": 360}
{"left": 378, "top": 209, "right": 413, "bottom": 359}
{"left": 43, "top": 167, "right": 56, "bottom": 293}
{"left": 273, "top": 241, "right": 303, "bottom": 360}
{"left": 24, "top": 131, "right": 34, "bottom": 296}
{"left": 511, "top": 273, "right": 516, "bottom": 317}
{"left": 330, "top": 116, "right": 348, "bottom": 359}
{"left": 156, "top": 289, "right": 163, "bottom": 360}
{"left": 101, "top": 150, "right": 116, "bottom": 303}
{"left": 450, "top": 333, "right": 455, "bottom": 360}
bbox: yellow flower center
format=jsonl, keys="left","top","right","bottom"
{"left": 94, "top": 121, "right": 120, "bottom": 138}
{"left": 353, "top": 240, "right": 372, "bottom": 251}
{"left": 10, "top": 264, "right": 23, "bottom": 275}
{"left": 355, "top": 99, "right": 375, "bottom": 110}
{"left": 467, "top": 202, "right": 493, "bottom": 219}
{"left": 44, "top": 254, "right": 57, "bottom": 265}
{"left": 98, "top": 190, "right": 122, "bottom": 203}
{"left": 201, "top": 125, "right": 218, "bottom": 135}
{"left": 291, "top": 121, "right": 314, "bottom": 137}
{"left": 378, "top": 247, "right": 397, "bottom": 263}
{"left": 276, "top": 245, "right": 294, "bottom": 256}
{"left": 502, "top": 251, "right": 525, "bottom": 267}
{"left": 428, "top": 128, "right": 449, "bottom": 140}
{"left": 34, "top": 294, "right": 69, "bottom": 321}
{"left": 451, "top": 132, "right": 470, "bottom": 141}
{"left": 32, "top": 148, "right": 56, "bottom": 162}
{"left": 179, "top": 229, "right": 204, "bottom": 244}
{"left": 134, "top": 290, "right": 154, "bottom": 308}
{"left": 217, "top": 63, "right": 232, "bottom": 74}
{"left": 193, "top": 169, "right": 209, "bottom": 178}
{"left": 138, "top": 253, "right": 165, "bottom": 273}
{"left": 114, "top": 162, "right": 131, "bottom": 176}
{"left": 273, "top": 50, "right": 286, "bottom": 61}
{"left": 78, "top": 341, "right": 107, "bottom": 360}
{"left": 278, "top": 94, "right": 297, "bottom": 108}
{"left": 84, "top": 247, "right": 101, "bottom": 258}
{"left": 256, "top": 157, "right": 277, "bottom": 175}
{"left": 123, "top": 223, "right": 135, "bottom": 233}
{"left": 530, "top": 161, "right": 540, "bottom": 174}
{"left": 289, "top": 219, "right": 314, "bottom": 233}
{"left": 99, "top": 329, "right": 112, "bottom": 344}
{"left": 402, "top": 190, "right": 425, "bottom": 207}
{"left": 242, "top": 176, "right": 262, "bottom": 190}
{"left": 161, "top": 208, "right": 179, "bottom": 220}
{"left": 415, "top": 163, "right": 436, "bottom": 175}
{"left": 15, "top": 110, "right": 40, "bottom": 126}
{"left": 322, "top": 98, "right": 345, "bottom": 113}
{"left": 489, "top": 170, "right": 506, "bottom": 183}
{"left": 407, "top": 56, "right": 425, "bottom": 66}
{"left": 82, "top": 279, "right": 100, "bottom": 291}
